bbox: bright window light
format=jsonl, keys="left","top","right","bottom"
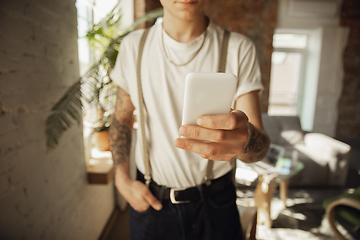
{"left": 273, "top": 34, "right": 307, "bottom": 49}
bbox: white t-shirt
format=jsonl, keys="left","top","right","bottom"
{"left": 110, "top": 20, "right": 263, "bottom": 188}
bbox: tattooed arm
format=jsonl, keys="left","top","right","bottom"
{"left": 175, "top": 90, "right": 269, "bottom": 163}
{"left": 234, "top": 90, "right": 270, "bottom": 163}
{"left": 109, "top": 87, "right": 134, "bottom": 168}
{"left": 110, "top": 87, "right": 162, "bottom": 212}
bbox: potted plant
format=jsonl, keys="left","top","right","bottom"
{"left": 45, "top": 7, "right": 163, "bottom": 151}
{"left": 92, "top": 110, "right": 111, "bottom": 151}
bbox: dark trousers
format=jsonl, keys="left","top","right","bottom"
{"left": 129, "top": 172, "right": 243, "bottom": 240}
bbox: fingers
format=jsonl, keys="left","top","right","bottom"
{"left": 142, "top": 188, "right": 163, "bottom": 211}
{"left": 174, "top": 138, "right": 243, "bottom": 161}
{"left": 196, "top": 110, "right": 248, "bottom": 130}
{"left": 176, "top": 110, "right": 250, "bottom": 161}
{"left": 179, "top": 125, "right": 234, "bottom": 142}
{"left": 179, "top": 123, "right": 248, "bottom": 143}
{"left": 132, "top": 201, "right": 150, "bottom": 213}
{"left": 123, "top": 180, "right": 163, "bottom": 212}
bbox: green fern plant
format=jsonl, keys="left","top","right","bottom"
{"left": 45, "top": 7, "right": 164, "bottom": 150}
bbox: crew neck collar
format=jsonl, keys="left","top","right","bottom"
{"left": 160, "top": 20, "right": 214, "bottom": 51}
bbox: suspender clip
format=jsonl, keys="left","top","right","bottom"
{"left": 145, "top": 175, "right": 152, "bottom": 187}
{"left": 204, "top": 176, "right": 212, "bottom": 186}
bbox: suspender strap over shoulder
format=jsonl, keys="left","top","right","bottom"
{"left": 137, "top": 28, "right": 231, "bottom": 187}
{"left": 136, "top": 28, "right": 151, "bottom": 186}
{"left": 218, "top": 29, "right": 230, "bottom": 73}
{"left": 205, "top": 29, "right": 230, "bottom": 185}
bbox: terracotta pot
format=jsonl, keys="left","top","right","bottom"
{"left": 93, "top": 130, "right": 110, "bottom": 151}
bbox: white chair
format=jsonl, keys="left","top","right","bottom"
{"left": 262, "top": 113, "right": 351, "bottom": 187}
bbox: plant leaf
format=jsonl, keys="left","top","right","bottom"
{"left": 45, "top": 7, "right": 164, "bottom": 151}
{"left": 46, "top": 80, "right": 83, "bottom": 150}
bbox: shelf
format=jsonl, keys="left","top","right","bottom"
{"left": 87, "top": 149, "right": 114, "bottom": 184}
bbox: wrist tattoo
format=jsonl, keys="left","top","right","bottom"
{"left": 109, "top": 119, "right": 132, "bottom": 166}
{"left": 243, "top": 125, "right": 267, "bottom": 161}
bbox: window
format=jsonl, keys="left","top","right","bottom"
{"left": 77, "top": 0, "right": 121, "bottom": 137}
{"left": 76, "top": 0, "right": 133, "bottom": 171}
{"left": 268, "top": 34, "right": 307, "bottom": 116}
{"left": 77, "top": 0, "right": 94, "bottom": 75}
{"left": 76, "top": 0, "right": 123, "bottom": 73}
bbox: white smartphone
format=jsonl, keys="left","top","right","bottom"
{"left": 181, "top": 72, "right": 237, "bottom": 126}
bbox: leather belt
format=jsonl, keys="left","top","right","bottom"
{"left": 137, "top": 169, "right": 234, "bottom": 204}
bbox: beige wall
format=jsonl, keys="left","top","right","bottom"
{"left": 0, "top": 0, "right": 114, "bottom": 239}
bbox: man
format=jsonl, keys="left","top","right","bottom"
{"left": 109, "top": 0, "right": 270, "bottom": 239}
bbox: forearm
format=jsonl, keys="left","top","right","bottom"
{"left": 109, "top": 87, "right": 135, "bottom": 182}
{"left": 237, "top": 122, "right": 270, "bottom": 163}
{"left": 234, "top": 91, "right": 270, "bottom": 163}
{"left": 109, "top": 109, "right": 162, "bottom": 211}
{"left": 109, "top": 118, "right": 133, "bottom": 180}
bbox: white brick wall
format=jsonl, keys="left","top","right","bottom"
{"left": 0, "top": 0, "right": 115, "bottom": 239}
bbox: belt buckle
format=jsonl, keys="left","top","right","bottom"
{"left": 170, "top": 188, "right": 190, "bottom": 204}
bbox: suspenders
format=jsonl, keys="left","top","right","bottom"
{"left": 136, "top": 27, "right": 231, "bottom": 186}
{"left": 136, "top": 28, "right": 151, "bottom": 186}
